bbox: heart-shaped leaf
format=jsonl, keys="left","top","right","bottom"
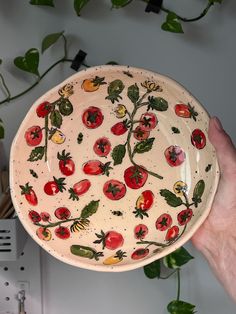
{"left": 111, "top": 144, "right": 126, "bottom": 166}
{"left": 161, "top": 12, "right": 184, "bottom": 34}
{"left": 74, "top": 0, "right": 90, "bottom": 16}
{"left": 167, "top": 300, "right": 196, "bottom": 314}
{"left": 144, "top": 260, "right": 161, "bottom": 279}
{"left": 163, "top": 247, "right": 194, "bottom": 269}
{"left": 14, "top": 48, "right": 40, "bottom": 76}
{"left": 42, "top": 31, "right": 64, "bottom": 53}
{"left": 111, "top": 0, "right": 132, "bottom": 8}
{"left": 160, "top": 189, "right": 183, "bottom": 207}
{"left": 29, "top": 0, "right": 54, "bottom": 6}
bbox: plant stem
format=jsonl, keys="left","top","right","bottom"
{"left": 136, "top": 240, "right": 169, "bottom": 248}
{"left": 141, "top": 0, "right": 213, "bottom": 23}
{"left": 0, "top": 57, "right": 73, "bottom": 106}
{"left": 36, "top": 216, "right": 84, "bottom": 229}
{"left": 0, "top": 73, "right": 11, "bottom": 100}
{"left": 44, "top": 115, "right": 49, "bottom": 162}
{"left": 177, "top": 268, "right": 181, "bottom": 301}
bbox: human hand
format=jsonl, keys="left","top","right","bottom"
{"left": 192, "top": 116, "right": 236, "bottom": 302}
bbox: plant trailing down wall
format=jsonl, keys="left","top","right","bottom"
{"left": 0, "top": 31, "right": 197, "bottom": 313}
{"left": 30, "top": 0, "right": 223, "bottom": 33}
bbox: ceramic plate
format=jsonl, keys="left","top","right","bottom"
{"left": 10, "top": 65, "right": 219, "bottom": 272}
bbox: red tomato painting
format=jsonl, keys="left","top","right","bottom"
{"left": 156, "top": 213, "right": 172, "bottom": 231}
{"left": 103, "top": 179, "right": 126, "bottom": 200}
{"left": 25, "top": 126, "right": 42, "bottom": 146}
{"left": 177, "top": 208, "right": 193, "bottom": 226}
{"left": 139, "top": 112, "right": 158, "bottom": 131}
{"left": 93, "top": 137, "right": 111, "bottom": 157}
{"left": 191, "top": 129, "right": 206, "bottom": 149}
{"left": 134, "top": 224, "right": 149, "bottom": 239}
{"left": 131, "top": 248, "right": 149, "bottom": 260}
{"left": 36, "top": 101, "right": 52, "bottom": 118}
{"left": 164, "top": 145, "right": 185, "bottom": 167}
{"left": 82, "top": 106, "right": 104, "bottom": 129}
{"left": 124, "top": 165, "right": 148, "bottom": 189}
{"left": 165, "top": 226, "right": 179, "bottom": 241}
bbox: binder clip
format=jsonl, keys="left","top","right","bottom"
{"left": 71, "top": 50, "right": 87, "bottom": 71}
{"left": 145, "top": 0, "right": 163, "bottom": 14}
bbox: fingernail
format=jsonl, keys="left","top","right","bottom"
{"left": 213, "top": 116, "right": 223, "bottom": 131}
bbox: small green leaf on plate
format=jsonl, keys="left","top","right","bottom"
{"left": 81, "top": 200, "right": 100, "bottom": 219}
{"left": 74, "top": 0, "right": 90, "bottom": 16}
{"left": 147, "top": 96, "right": 168, "bottom": 111}
{"left": 133, "top": 138, "right": 155, "bottom": 154}
{"left": 171, "top": 127, "right": 180, "bottom": 134}
{"left": 42, "top": 31, "right": 64, "bottom": 53}
{"left": 111, "top": 144, "right": 126, "bottom": 166}
{"left": 205, "top": 164, "right": 212, "bottom": 172}
{"left": 28, "top": 146, "right": 45, "bottom": 162}
{"left": 144, "top": 260, "right": 161, "bottom": 279}
{"left": 127, "top": 83, "right": 139, "bottom": 103}
{"left": 161, "top": 12, "right": 184, "bottom": 34}
{"left": 29, "top": 0, "right": 54, "bottom": 6}
{"left": 160, "top": 189, "right": 183, "bottom": 207}
{"left": 192, "top": 179, "right": 205, "bottom": 207}
{"left": 77, "top": 132, "right": 83, "bottom": 144}
{"left": 30, "top": 169, "right": 38, "bottom": 178}
{"left": 163, "top": 247, "right": 194, "bottom": 269}
{"left": 50, "top": 110, "right": 62, "bottom": 128}
{"left": 167, "top": 300, "right": 196, "bottom": 314}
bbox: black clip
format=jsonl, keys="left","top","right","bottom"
{"left": 71, "top": 50, "right": 87, "bottom": 71}
{"left": 145, "top": 0, "right": 163, "bottom": 14}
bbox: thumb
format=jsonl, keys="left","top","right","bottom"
{"left": 208, "top": 117, "right": 236, "bottom": 175}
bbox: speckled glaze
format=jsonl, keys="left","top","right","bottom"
{"left": 10, "top": 65, "right": 219, "bottom": 272}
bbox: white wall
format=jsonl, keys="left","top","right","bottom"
{"left": 0, "top": 1, "right": 236, "bottom": 313}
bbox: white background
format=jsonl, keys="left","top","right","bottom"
{"left": 0, "top": 0, "right": 236, "bottom": 313}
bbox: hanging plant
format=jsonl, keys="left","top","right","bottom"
{"left": 29, "top": 0, "right": 224, "bottom": 34}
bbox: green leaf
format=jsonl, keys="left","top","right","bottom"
{"left": 205, "top": 164, "right": 212, "bottom": 172}
{"left": 42, "top": 31, "right": 64, "bottom": 53}
{"left": 209, "top": 0, "right": 222, "bottom": 4}
{"left": 106, "top": 61, "right": 119, "bottom": 65}
{"left": 30, "top": 169, "right": 38, "bottom": 178}
{"left": 77, "top": 132, "right": 83, "bottom": 144}
{"left": 111, "top": 144, "right": 126, "bottom": 166}
{"left": 81, "top": 200, "right": 100, "bottom": 219}
{"left": 29, "top": 0, "right": 54, "bottom": 6}
{"left": 167, "top": 300, "right": 196, "bottom": 314}
{"left": 133, "top": 138, "right": 155, "bottom": 154}
{"left": 147, "top": 96, "right": 168, "bottom": 111}
{"left": 0, "top": 124, "right": 4, "bottom": 139}
{"left": 171, "top": 127, "right": 180, "bottom": 134}
{"left": 161, "top": 12, "right": 184, "bottom": 34}
{"left": 50, "top": 110, "right": 62, "bottom": 128}
{"left": 192, "top": 179, "right": 205, "bottom": 207}
{"left": 163, "top": 247, "right": 194, "bottom": 269}
{"left": 111, "top": 0, "right": 132, "bottom": 8}
{"left": 74, "top": 0, "right": 90, "bottom": 16}
{"left": 160, "top": 189, "right": 183, "bottom": 207}
{"left": 28, "top": 146, "right": 45, "bottom": 161}
{"left": 14, "top": 48, "right": 40, "bottom": 76}
{"left": 105, "top": 79, "right": 125, "bottom": 103}
{"left": 127, "top": 83, "right": 139, "bottom": 103}
{"left": 144, "top": 260, "right": 161, "bottom": 279}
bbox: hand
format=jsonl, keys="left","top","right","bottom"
{"left": 192, "top": 116, "right": 236, "bottom": 302}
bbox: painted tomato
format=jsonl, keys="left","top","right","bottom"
{"left": 40, "top": 212, "right": 51, "bottom": 222}
{"left": 95, "top": 230, "right": 124, "bottom": 250}
{"left": 173, "top": 181, "right": 187, "bottom": 196}
{"left": 156, "top": 213, "right": 172, "bottom": 231}
{"left": 20, "top": 183, "right": 38, "bottom": 206}
{"left": 165, "top": 226, "right": 179, "bottom": 241}
{"left": 36, "top": 227, "right": 52, "bottom": 241}
{"left": 69, "top": 179, "right": 91, "bottom": 200}
{"left": 139, "top": 112, "right": 158, "bottom": 131}
{"left": 191, "top": 129, "right": 206, "bottom": 149}
{"left": 133, "top": 126, "right": 150, "bottom": 141}
{"left": 57, "top": 150, "right": 75, "bottom": 176}
{"left": 114, "top": 104, "right": 127, "bottom": 119}
{"left": 124, "top": 165, "right": 148, "bottom": 189}
{"left": 105, "top": 231, "right": 124, "bottom": 250}
{"left": 28, "top": 210, "right": 41, "bottom": 223}
{"left": 82, "top": 106, "right": 104, "bottom": 129}
{"left": 174, "top": 103, "right": 198, "bottom": 120}
{"left": 83, "top": 160, "right": 112, "bottom": 176}
{"left": 177, "top": 208, "right": 193, "bottom": 226}
{"left": 111, "top": 120, "right": 129, "bottom": 136}
{"left": 103, "top": 250, "right": 127, "bottom": 265}
{"left": 103, "top": 179, "right": 126, "bottom": 200}
{"left": 134, "top": 224, "right": 149, "bottom": 239}
{"left": 131, "top": 248, "right": 149, "bottom": 260}
{"left": 36, "top": 101, "right": 52, "bottom": 118}
{"left": 93, "top": 137, "right": 111, "bottom": 157}
{"left": 81, "top": 76, "right": 106, "bottom": 92}
{"left": 136, "top": 190, "right": 154, "bottom": 210}
{"left": 25, "top": 126, "right": 42, "bottom": 146}
{"left": 50, "top": 129, "right": 66, "bottom": 144}
{"left": 54, "top": 207, "right": 71, "bottom": 220}
{"left": 44, "top": 177, "right": 66, "bottom": 196}
{"left": 164, "top": 145, "right": 185, "bottom": 167}
{"left": 55, "top": 226, "right": 70, "bottom": 239}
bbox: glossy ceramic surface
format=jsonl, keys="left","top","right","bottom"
{"left": 10, "top": 65, "right": 219, "bottom": 271}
